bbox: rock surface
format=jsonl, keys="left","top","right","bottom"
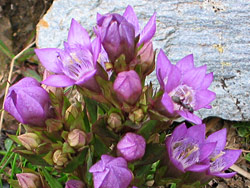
{"left": 36, "top": 0, "right": 250, "bottom": 121}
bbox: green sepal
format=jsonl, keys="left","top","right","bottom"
{"left": 62, "top": 142, "right": 75, "bottom": 154}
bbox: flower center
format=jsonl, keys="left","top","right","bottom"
{"left": 209, "top": 151, "right": 226, "bottom": 173}
{"left": 169, "top": 85, "right": 195, "bottom": 112}
{"left": 172, "top": 138, "right": 200, "bottom": 169}
{"left": 58, "top": 48, "right": 94, "bottom": 81}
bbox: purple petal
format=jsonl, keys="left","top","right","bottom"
{"left": 177, "top": 111, "right": 202, "bottom": 124}
{"left": 171, "top": 123, "right": 187, "bottom": 142}
{"left": 123, "top": 5, "right": 140, "bottom": 36}
{"left": 211, "top": 172, "right": 236, "bottom": 178}
{"left": 35, "top": 48, "right": 62, "bottom": 74}
{"left": 186, "top": 164, "right": 210, "bottom": 172}
{"left": 15, "top": 90, "right": 45, "bottom": 125}
{"left": 12, "top": 77, "right": 40, "bottom": 88}
{"left": 92, "top": 37, "right": 101, "bottom": 64}
{"left": 92, "top": 169, "right": 109, "bottom": 188}
{"left": 67, "top": 19, "right": 91, "bottom": 48}
{"left": 200, "top": 142, "right": 217, "bottom": 161}
{"left": 182, "top": 65, "right": 207, "bottom": 89}
{"left": 4, "top": 94, "right": 24, "bottom": 123}
{"left": 164, "top": 65, "right": 181, "bottom": 93}
{"left": 42, "top": 75, "right": 75, "bottom": 87}
{"left": 221, "top": 150, "right": 242, "bottom": 171}
{"left": 200, "top": 73, "right": 213, "bottom": 90}
{"left": 138, "top": 12, "right": 156, "bottom": 46}
{"left": 176, "top": 54, "right": 194, "bottom": 73}
{"left": 156, "top": 49, "right": 172, "bottom": 89}
{"left": 161, "top": 93, "right": 174, "bottom": 114}
{"left": 194, "top": 89, "right": 216, "bottom": 110}
{"left": 119, "top": 20, "right": 135, "bottom": 47}
{"left": 186, "top": 124, "right": 206, "bottom": 144}
{"left": 206, "top": 128, "right": 227, "bottom": 153}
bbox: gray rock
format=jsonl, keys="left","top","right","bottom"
{"left": 36, "top": 0, "right": 250, "bottom": 121}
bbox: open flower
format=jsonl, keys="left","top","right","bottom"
{"left": 4, "top": 77, "right": 50, "bottom": 126}
{"left": 156, "top": 50, "right": 216, "bottom": 124}
{"left": 117, "top": 132, "right": 146, "bottom": 161}
{"left": 96, "top": 5, "right": 156, "bottom": 63}
{"left": 205, "top": 128, "right": 242, "bottom": 178}
{"left": 165, "top": 123, "right": 216, "bottom": 173}
{"left": 113, "top": 70, "right": 142, "bottom": 105}
{"left": 89, "top": 155, "right": 133, "bottom": 188}
{"left": 35, "top": 19, "right": 102, "bottom": 92}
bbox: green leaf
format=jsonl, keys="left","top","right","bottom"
{"left": 84, "top": 97, "right": 98, "bottom": 124}
{"left": 0, "top": 39, "right": 14, "bottom": 59}
{"left": 7, "top": 134, "right": 22, "bottom": 145}
{"left": 7, "top": 180, "right": 21, "bottom": 188}
{"left": 85, "top": 148, "right": 93, "bottom": 186}
{"left": 42, "top": 167, "right": 63, "bottom": 188}
{"left": 92, "top": 116, "right": 119, "bottom": 146}
{"left": 4, "top": 138, "right": 13, "bottom": 150}
{"left": 22, "top": 68, "right": 41, "bottom": 82}
{"left": 93, "top": 136, "right": 110, "bottom": 157}
{"left": 83, "top": 107, "right": 90, "bottom": 132}
{"left": 245, "top": 153, "right": 250, "bottom": 162}
{"left": 138, "top": 120, "right": 157, "bottom": 140}
{"left": 14, "top": 148, "right": 50, "bottom": 166}
{"left": 135, "top": 143, "right": 165, "bottom": 166}
{"left": 63, "top": 148, "right": 88, "bottom": 173}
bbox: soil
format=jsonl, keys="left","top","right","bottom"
{"left": 0, "top": 1, "right": 249, "bottom": 188}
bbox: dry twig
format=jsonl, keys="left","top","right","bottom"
{"left": 230, "top": 164, "right": 250, "bottom": 180}
{"left": 0, "top": 41, "right": 36, "bottom": 131}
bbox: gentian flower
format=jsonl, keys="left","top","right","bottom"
{"left": 65, "top": 180, "right": 85, "bottom": 188}
{"left": 4, "top": 77, "right": 50, "bottom": 126}
{"left": 113, "top": 70, "right": 142, "bottom": 105}
{"left": 205, "top": 128, "right": 242, "bottom": 178}
{"left": 89, "top": 155, "right": 133, "bottom": 188}
{"left": 35, "top": 19, "right": 102, "bottom": 92}
{"left": 156, "top": 50, "right": 216, "bottom": 124}
{"left": 165, "top": 123, "right": 216, "bottom": 173}
{"left": 117, "top": 132, "right": 146, "bottom": 161}
{"left": 96, "top": 5, "right": 156, "bottom": 63}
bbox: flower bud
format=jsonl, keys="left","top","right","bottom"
{"left": 117, "top": 133, "right": 146, "bottom": 161}
{"left": 67, "top": 129, "right": 87, "bottom": 148}
{"left": 89, "top": 155, "right": 133, "bottom": 188}
{"left": 107, "top": 113, "right": 122, "bottom": 132}
{"left": 53, "top": 149, "right": 68, "bottom": 167}
{"left": 65, "top": 180, "right": 85, "bottom": 188}
{"left": 113, "top": 70, "right": 142, "bottom": 105}
{"left": 130, "top": 42, "right": 154, "bottom": 76}
{"left": 129, "top": 108, "right": 144, "bottom": 123}
{"left": 4, "top": 77, "right": 50, "bottom": 127}
{"left": 16, "top": 173, "right": 41, "bottom": 188}
{"left": 96, "top": 13, "right": 135, "bottom": 63}
{"left": 18, "top": 133, "right": 41, "bottom": 150}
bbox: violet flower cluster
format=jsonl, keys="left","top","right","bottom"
{"left": 3, "top": 5, "right": 242, "bottom": 188}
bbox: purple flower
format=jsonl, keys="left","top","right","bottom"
{"left": 166, "top": 123, "right": 216, "bottom": 173}
{"left": 4, "top": 77, "right": 50, "bottom": 126}
{"left": 117, "top": 132, "right": 146, "bottom": 161}
{"left": 65, "top": 180, "right": 85, "bottom": 188}
{"left": 35, "top": 19, "right": 102, "bottom": 92}
{"left": 96, "top": 5, "right": 156, "bottom": 63}
{"left": 205, "top": 128, "right": 242, "bottom": 178}
{"left": 113, "top": 70, "right": 142, "bottom": 105}
{"left": 156, "top": 50, "right": 216, "bottom": 124}
{"left": 89, "top": 155, "right": 133, "bottom": 188}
